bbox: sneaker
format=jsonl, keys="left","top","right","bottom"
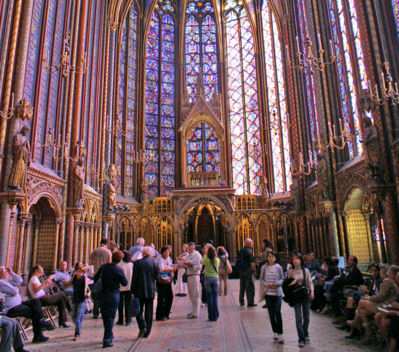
{"left": 298, "top": 341, "right": 305, "bottom": 348}
{"left": 247, "top": 304, "right": 257, "bottom": 308}
{"left": 273, "top": 333, "right": 278, "bottom": 341}
{"left": 278, "top": 335, "right": 284, "bottom": 344}
{"left": 305, "top": 337, "right": 310, "bottom": 344}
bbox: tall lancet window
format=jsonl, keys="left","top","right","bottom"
{"left": 224, "top": 0, "right": 263, "bottom": 195}
{"left": 117, "top": 5, "right": 137, "bottom": 197}
{"left": 184, "top": 0, "right": 219, "bottom": 103}
{"left": 294, "top": 0, "right": 320, "bottom": 166}
{"left": 328, "top": 0, "right": 367, "bottom": 160}
{"left": 144, "top": 0, "right": 176, "bottom": 198}
{"left": 392, "top": 0, "right": 399, "bottom": 37}
{"left": 262, "top": 0, "right": 292, "bottom": 193}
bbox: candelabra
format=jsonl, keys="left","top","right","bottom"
{"left": 288, "top": 33, "right": 336, "bottom": 72}
{"left": 290, "top": 151, "right": 315, "bottom": 177}
{"left": 326, "top": 118, "right": 354, "bottom": 150}
{"left": 368, "top": 61, "right": 399, "bottom": 106}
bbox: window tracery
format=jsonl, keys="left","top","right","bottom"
{"left": 144, "top": 0, "right": 176, "bottom": 198}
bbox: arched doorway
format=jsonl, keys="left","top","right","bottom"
{"left": 344, "top": 188, "right": 373, "bottom": 264}
{"left": 185, "top": 203, "right": 225, "bottom": 248}
{"left": 29, "top": 198, "right": 58, "bottom": 272}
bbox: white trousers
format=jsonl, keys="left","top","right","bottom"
{"left": 176, "top": 268, "right": 188, "bottom": 295}
{"left": 187, "top": 275, "right": 200, "bottom": 317}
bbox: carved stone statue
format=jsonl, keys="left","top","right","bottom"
{"left": 362, "top": 116, "right": 383, "bottom": 182}
{"left": 106, "top": 164, "right": 118, "bottom": 210}
{"left": 8, "top": 126, "right": 31, "bottom": 190}
{"left": 71, "top": 157, "right": 85, "bottom": 208}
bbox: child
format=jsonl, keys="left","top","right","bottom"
{"left": 72, "top": 263, "right": 89, "bottom": 340}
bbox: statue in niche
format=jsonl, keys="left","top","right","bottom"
{"left": 8, "top": 126, "right": 31, "bottom": 190}
{"left": 316, "top": 152, "right": 330, "bottom": 200}
{"left": 106, "top": 164, "right": 118, "bottom": 210}
{"left": 70, "top": 157, "right": 85, "bottom": 208}
{"left": 362, "top": 116, "right": 384, "bottom": 183}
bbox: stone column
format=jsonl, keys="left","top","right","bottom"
{"left": 23, "top": 219, "right": 32, "bottom": 275}
{"left": 53, "top": 218, "right": 62, "bottom": 271}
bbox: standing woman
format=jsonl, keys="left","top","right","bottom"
{"left": 72, "top": 263, "right": 90, "bottom": 341}
{"left": 117, "top": 251, "right": 134, "bottom": 326}
{"left": 176, "top": 244, "right": 189, "bottom": 297}
{"left": 94, "top": 250, "right": 127, "bottom": 348}
{"left": 156, "top": 246, "right": 175, "bottom": 321}
{"left": 288, "top": 255, "right": 314, "bottom": 348}
{"left": 202, "top": 246, "right": 220, "bottom": 321}
{"left": 260, "top": 252, "right": 284, "bottom": 344}
{"left": 217, "top": 246, "right": 231, "bottom": 296}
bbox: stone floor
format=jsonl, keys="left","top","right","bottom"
{"left": 27, "top": 281, "right": 380, "bottom": 352}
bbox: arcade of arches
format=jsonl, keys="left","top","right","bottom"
{"left": 1, "top": 0, "right": 399, "bottom": 275}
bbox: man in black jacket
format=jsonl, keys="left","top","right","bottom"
{"left": 238, "top": 238, "right": 257, "bottom": 307}
{"left": 131, "top": 246, "right": 159, "bottom": 338}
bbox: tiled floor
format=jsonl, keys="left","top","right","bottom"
{"left": 27, "top": 281, "right": 380, "bottom": 352}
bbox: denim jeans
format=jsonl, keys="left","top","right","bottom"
{"left": 294, "top": 300, "right": 310, "bottom": 343}
{"left": 100, "top": 291, "right": 120, "bottom": 345}
{"left": 205, "top": 277, "right": 219, "bottom": 321}
{"left": 265, "top": 295, "right": 283, "bottom": 334}
{"left": 73, "top": 302, "right": 86, "bottom": 336}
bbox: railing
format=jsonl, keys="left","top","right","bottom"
{"left": 188, "top": 172, "right": 220, "bottom": 188}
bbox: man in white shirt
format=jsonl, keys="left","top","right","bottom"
{"left": 183, "top": 242, "right": 202, "bottom": 319}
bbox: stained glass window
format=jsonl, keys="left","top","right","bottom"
{"left": 224, "top": 0, "right": 263, "bottom": 195}
{"left": 184, "top": 0, "right": 219, "bottom": 103}
{"left": 22, "top": 0, "right": 68, "bottom": 169}
{"left": 116, "top": 6, "right": 137, "bottom": 197}
{"left": 393, "top": 0, "right": 399, "bottom": 37}
{"left": 295, "top": 0, "right": 320, "bottom": 164}
{"left": 81, "top": 0, "right": 101, "bottom": 187}
{"left": 187, "top": 122, "right": 220, "bottom": 173}
{"left": 144, "top": 0, "right": 176, "bottom": 198}
{"left": 262, "top": 0, "right": 292, "bottom": 193}
{"left": 328, "top": 0, "right": 367, "bottom": 159}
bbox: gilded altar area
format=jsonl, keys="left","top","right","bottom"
{"left": 1, "top": 0, "right": 399, "bottom": 273}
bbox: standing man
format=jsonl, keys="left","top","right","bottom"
{"left": 238, "top": 238, "right": 257, "bottom": 307}
{"left": 89, "top": 238, "right": 112, "bottom": 318}
{"left": 131, "top": 246, "right": 159, "bottom": 338}
{"left": 184, "top": 242, "right": 202, "bottom": 319}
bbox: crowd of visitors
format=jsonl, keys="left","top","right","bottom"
{"left": 0, "top": 236, "right": 399, "bottom": 351}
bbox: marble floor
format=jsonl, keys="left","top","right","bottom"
{"left": 27, "top": 281, "right": 379, "bottom": 352}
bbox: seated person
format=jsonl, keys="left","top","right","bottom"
{"left": 343, "top": 263, "right": 382, "bottom": 320}
{"left": 347, "top": 265, "right": 399, "bottom": 341}
{"left": 330, "top": 256, "right": 364, "bottom": 316}
{"left": 0, "top": 266, "right": 49, "bottom": 343}
{"left": 28, "top": 265, "right": 70, "bottom": 328}
{"left": 53, "top": 261, "right": 73, "bottom": 297}
{"left": 375, "top": 271, "right": 399, "bottom": 348}
{"left": 0, "top": 315, "right": 29, "bottom": 352}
